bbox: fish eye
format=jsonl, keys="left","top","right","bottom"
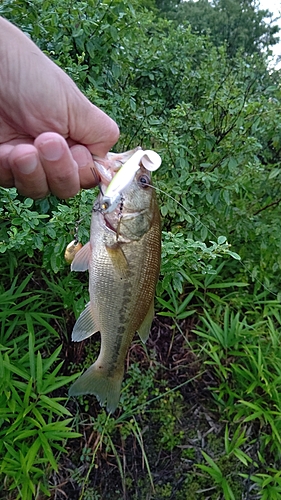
{"left": 138, "top": 174, "right": 150, "bottom": 188}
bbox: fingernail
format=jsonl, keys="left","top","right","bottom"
{"left": 15, "top": 153, "right": 37, "bottom": 174}
{"left": 39, "top": 138, "right": 64, "bottom": 161}
{"left": 74, "top": 146, "right": 91, "bottom": 168}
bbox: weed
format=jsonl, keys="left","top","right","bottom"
{"left": 0, "top": 274, "right": 80, "bottom": 499}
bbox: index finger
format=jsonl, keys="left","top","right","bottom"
{"left": 67, "top": 89, "right": 120, "bottom": 157}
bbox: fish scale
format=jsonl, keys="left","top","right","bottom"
{"left": 89, "top": 214, "right": 160, "bottom": 373}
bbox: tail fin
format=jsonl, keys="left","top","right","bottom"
{"left": 69, "top": 361, "right": 124, "bottom": 413}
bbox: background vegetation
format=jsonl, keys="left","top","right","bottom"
{"left": 1, "top": 0, "right": 281, "bottom": 498}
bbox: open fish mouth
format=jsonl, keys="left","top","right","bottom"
{"left": 104, "top": 217, "right": 116, "bottom": 232}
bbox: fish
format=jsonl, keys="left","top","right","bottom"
{"left": 69, "top": 149, "right": 161, "bottom": 413}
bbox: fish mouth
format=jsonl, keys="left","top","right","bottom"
{"left": 101, "top": 207, "right": 149, "bottom": 233}
{"left": 102, "top": 214, "right": 116, "bottom": 233}
{"left": 105, "top": 219, "right": 116, "bottom": 232}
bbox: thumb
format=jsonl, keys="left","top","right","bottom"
{"left": 66, "top": 81, "right": 120, "bottom": 157}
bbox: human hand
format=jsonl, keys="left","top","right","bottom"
{"left": 0, "top": 17, "right": 119, "bottom": 199}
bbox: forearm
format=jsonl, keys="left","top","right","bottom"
{"left": 0, "top": 17, "right": 73, "bottom": 140}
{"left": 0, "top": 16, "right": 44, "bottom": 80}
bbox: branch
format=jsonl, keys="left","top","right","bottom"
{"left": 253, "top": 198, "right": 281, "bottom": 216}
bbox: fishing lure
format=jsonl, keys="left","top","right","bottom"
{"left": 100, "top": 149, "right": 161, "bottom": 214}
{"left": 64, "top": 219, "right": 83, "bottom": 264}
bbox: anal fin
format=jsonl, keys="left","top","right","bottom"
{"left": 72, "top": 302, "right": 99, "bottom": 341}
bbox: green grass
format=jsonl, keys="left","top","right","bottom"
{"left": 2, "top": 252, "right": 281, "bottom": 499}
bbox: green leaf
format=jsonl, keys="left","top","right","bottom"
{"left": 223, "top": 190, "right": 230, "bottom": 205}
{"left": 39, "top": 395, "right": 71, "bottom": 416}
{"left": 217, "top": 236, "right": 227, "bottom": 245}
{"left": 23, "top": 198, "right": 34, "bottom": 208}
{"left": 38, "top": 431, "right": 58, "bottom": 471}
{"left": 26, "top": 438, "right": 42, "bottom": 472}
{"left": 227, "top": 251, "right": 241, "bottom": 260}
{"left": 36, "top": 352, "right": 43, "bottom": 394}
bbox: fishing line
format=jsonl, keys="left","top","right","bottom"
{"left": 67, "top": 173, "right": 277, "bottom": 297}
{"left": 151, "top": 183, "right": 219, "bottom": 240}
{"left": 125, "top": 370, "right": 205, "bottom": 413}
{"left": 69, "top": 166, "right": 100, "bottom": 247}
{"left": 149, "top": 182, "right": 278, "bottom": 298}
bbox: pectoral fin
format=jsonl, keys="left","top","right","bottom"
{"left": 72, "top": 302, "right": 99, "bottom": 341}
{"left": 137, "top": 299, "right": 154, "bottom": 343}
{"left": 71, "top": 241, "right": 91, "bottom": 272}
{"left": 106, "top": 243, "right": 129, "bottom": 277}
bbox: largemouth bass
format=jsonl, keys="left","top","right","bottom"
{"left": 69, "top": 151, "right": 161, "bottom": 413}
